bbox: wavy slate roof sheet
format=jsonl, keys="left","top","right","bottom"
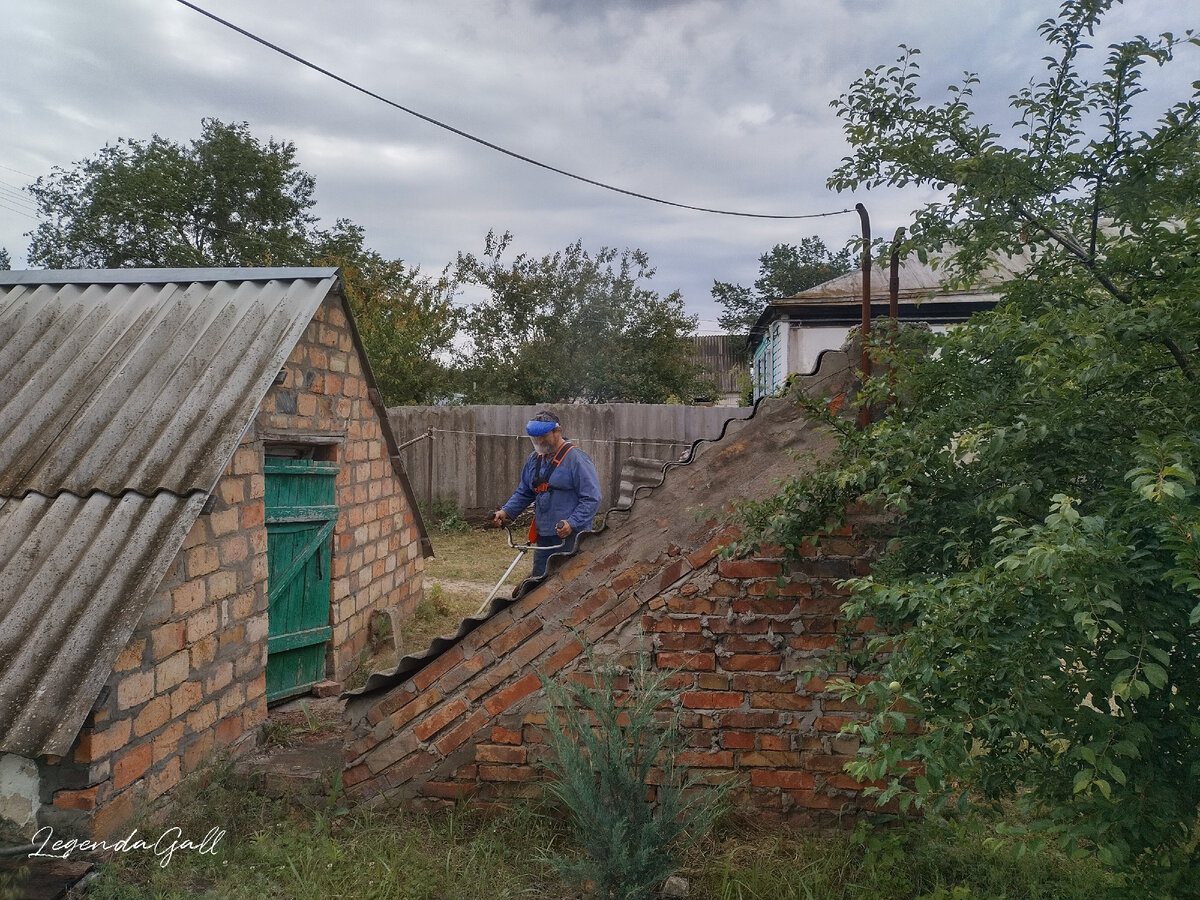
{"left": 0, "top": 269, "right": 337, "bottom": 498}
{"left": 0, "top": 492, "right": 203, "bottom": 756}
{"left": 779, "top": 251, "right": 1027, "bottom": 303}
{"left": 0, "top": 267, "right": 339, "bottom": 757}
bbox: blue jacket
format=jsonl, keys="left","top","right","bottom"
{"left": 501, "top": 442, "right": 601, "bottom": 537}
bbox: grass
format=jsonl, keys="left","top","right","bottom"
{"left": 423, "top": 527, "right": 528, "bottom": 584}
{"left": 70, "top": 760, "right": 1118, "bottom": 900}
{"left": 344, "top": 527, "right": 532, "bottom": 686}
{"left": 78, "top": 763, "right": 568, "bottom": 900}
{"left": 686, "top": 811, "right": 1119, "bottom": 900}
{"left": 393, "top": 528, "right": 531, "bottom": 657}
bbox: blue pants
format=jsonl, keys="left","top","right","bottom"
{"left": 532, "top": 532, "right": 578, "bottom": 578}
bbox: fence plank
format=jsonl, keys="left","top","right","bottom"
{"left": 388, "top": 403, "right": 753, "bottom": 520}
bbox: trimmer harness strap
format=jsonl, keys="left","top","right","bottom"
{"left": 528, "top": 441, "right": 575, "bottom": 541}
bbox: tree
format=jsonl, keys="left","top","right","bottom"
{"left": 733, "top": 0, "right": 1200, "bottom": 888}
{"left": 24, "top": 120, "right": 461, "bottom": 404}
{"left": 27, "top": 118, "right": 318, "bottom": 268}
{"left": 454, "top": 231, "right": 707, "bottom": 404}
{"left": 0, "top": 248, "right": 9, "bottom": 270}
{"left": 712, "top": 237, "right": 853, "bottom": 335}
{"left": 313, "top": 223, "right": 459, "bottom": 406}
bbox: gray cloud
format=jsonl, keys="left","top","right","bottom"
{"left": 0, "top": 0, "right": 1194, "bottom": 331}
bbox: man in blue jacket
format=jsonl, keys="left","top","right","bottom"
{"left": 489, "top": 410, "right": 601, "bottom": 578}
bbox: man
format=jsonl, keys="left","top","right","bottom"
{"left": 489, "top": 410, "right": 601, "bottom": 578}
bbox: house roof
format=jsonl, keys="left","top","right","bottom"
{"left": 747, "top": 252, "right": 1025, "bottom": 353}
{"left": 0, "top": 267, "right": 428, "bottom": 758}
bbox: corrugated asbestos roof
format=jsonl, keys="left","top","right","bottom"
{"left": 0, "top": 492, "right": 204, "bottom": 755}
{"left": 0, "top": 268, "right": 339, "bottom": 758}
{"left": 0, "top": 269, "right": 337, "bottom": 497}
{"left": 779, "top": 251, "right": 1027, "bottom": 303}
{"left": 746, "top": 251, "right": 1030, "bottom": 356}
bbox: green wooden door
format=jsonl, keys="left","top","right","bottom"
{"left": 264, "top": 458, "right": 339, "bottom": 703}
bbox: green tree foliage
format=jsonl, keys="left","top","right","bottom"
{"left": 712, "top": 237, "right": 853, "bottom": 334}
{"left": 455, "top": 231, "right": 707, "bottom": 403}
{"left": 27, "top": 118, "right": 318, "bottom": 268}
{"left": 0, "top": 248, "right": 10, "bottom": 270}
{"left": 540, "top": 642, "right": 728, "bottom": 900}
{"left": 733, "top": 0, "right": 1200, "bottom": 888}
{"left": 25, "top": 119, "right": 462, "bottom": 405}
{"left": 313, "top": 222, "right": 458, "bottom": 406}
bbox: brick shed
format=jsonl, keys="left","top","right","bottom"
{"left": 0, "top": 267, "right": 431, "bottom": 840}
{"left": 344, "top": 351, "right": 896, "bottom": 826}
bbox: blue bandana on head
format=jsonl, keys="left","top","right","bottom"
{"left": 526, "top": 419, "right": 558, "bottom": 437}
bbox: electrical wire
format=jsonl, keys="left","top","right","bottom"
{"left": 0, "top": 194, "right": 38, "bottom": 218}
{"left": 0, "top": 180, "right": 37, "bottom": 207}
{"left": 172, "top": 0, "right": 854, "bottom": 222}
{"left": 0, "top": 199, "right": 35, "bottom": 220}
{"left": 0, "top": 163, "right": 36, "bottom": 178}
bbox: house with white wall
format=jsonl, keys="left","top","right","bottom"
{"left": 747, "top": 254, "right": 1023, "bottom": 402}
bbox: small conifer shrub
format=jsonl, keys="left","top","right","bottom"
{"left": 539, "top": 640, "right": 730, "bottom": 900}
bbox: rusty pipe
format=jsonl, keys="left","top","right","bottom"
{"left": 856, "top": 203, "right": 871, "bottom": 427}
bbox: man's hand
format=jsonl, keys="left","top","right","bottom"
{"left": 555, "top": 519, "right": 572, "bottom": 539}
{"left": 488, "top": 509, "right": 508, "bottom": 528}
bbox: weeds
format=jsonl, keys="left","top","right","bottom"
{"left": 0, "top": 864, "right": 28, "bottom": 900}
{"left": 297, "top": 701, "right": 320, "bottom": 733}
{"left": 413, "top": 585, "right": 451, "bottom": 623}
{"left": 687, "top": 812, "right": 1120, "bottom": 900}
{"left": 421, "top": 497, "right": 469, "bottom": 535}
{"left": 72, "top": 754, "right": 1127, "bottom": 900}
{"left": 81, "top": 763, "right": 564, "bottom": 900}
{"left": 259, "top": 718, "right": 294, "bottom": 748}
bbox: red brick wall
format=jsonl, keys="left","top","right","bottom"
{"left": 40, "top": 290, "right": 425, "bottom": 836}
{"left": 41, "top": 447, "right": 270, "bottom": 836}
{"left": 344, "top": 513, "right": 891, "bottom": 826}
{"left": 256, "top": 292, "right": 425, "bottom": 682}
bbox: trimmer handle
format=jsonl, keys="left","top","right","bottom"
{"left": 503, "top": 523, "right": 564, "bottom": 552}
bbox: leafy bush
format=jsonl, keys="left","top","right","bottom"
{"left": 733, "top": 0, "right": 1200, "bottom": 890}
{"left": 539, "top": 640, "right": 730, "bottom": 900}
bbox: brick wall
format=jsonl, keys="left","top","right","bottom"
{"left": 40, "top": 445, "right": 270, "bottom": 836}
{"left": 256, "top": 291, "right": 425, "bottom": 682}
{"left": 344, "top": 397, "right": 895, "bottom": 826}
{"left": 39, "top": 290, "right": 425, "bottom": 836}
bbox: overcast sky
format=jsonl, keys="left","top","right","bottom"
{"left": 1, "top": 0, "right": 1194, "bottom": 331}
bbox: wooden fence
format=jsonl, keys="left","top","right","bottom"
{"left": 388, "top": 403, "right": 753, "bottom": 520}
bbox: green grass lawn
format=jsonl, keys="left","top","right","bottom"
{"left": 346, "top": 527, "right": 531, "bottom": 678}
{"left": 424, "top": 526, "right": 527, "bottom": 585}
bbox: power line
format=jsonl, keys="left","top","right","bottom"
{"left": 172, "top": 0, "right": 854, "bottom": 222}
{"left": 0, "top": 163, "right": 36, "bottom": 179}
{"left": 0, "top": 199, "right": 35, "bottom": 220}
{"left": 0, "top": 182, "right": 38, "bottom": 213}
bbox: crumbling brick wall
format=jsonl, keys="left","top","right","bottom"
{"left": 344, "top": 396, "right": 894, "bottom": 825}
{"left": 40, "top": 291, "right": 425, "bottom": 836}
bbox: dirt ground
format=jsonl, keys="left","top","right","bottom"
{"left": 247, "top": 530, "right": 521, "bottom": 785}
